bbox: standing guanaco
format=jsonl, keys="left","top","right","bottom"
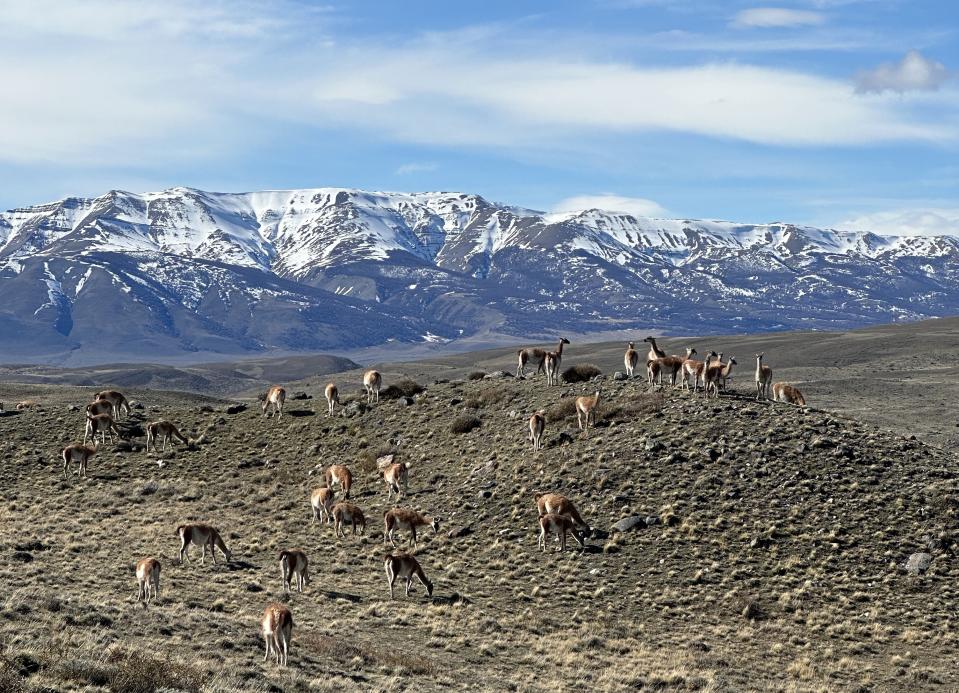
{"left": 262, "top": 386, "right": 286, "bottom": 419}
{"left": 177, "top": 523, "right": 232, "bottom": 564}
{"left": 624, "top": 342, "right": 639, "bottom": 378}
{"left": 704, "top": 357, "right": 736, "bottom": 400}
{"left": 681, "top": 350, "right": 717, "bottom": 392}
{"left": 324, "top": 383, "right": 339, "bottom": 417}
{"left": 62, "top": 443, "right": 96, "bottom": 478}
{"left": 332, "top": 502, "right": 366, "bottom": 537}
{"left": 538, "top": 513, "right": 585, "bottom": 552}
{"left": 146, "top": 421, "right": 189, "bottom": 452}
{"left": 261, "top": 603, "right": 293, "bottom": 666}
{"left": 84, "top": 412, "right": 120, "bottom": 445}
{"left": 383, "top": 508, "right": 440, "bottom": 548}
{"left": 135, "top": 557, "right": 161, "bottom": 606}
{"left": 381, "top": 462, "right": 409, "bottom": 500}
{"left": 325, "top": 464, "right": 353, "bottom": 499}
{"left": 534, "top": 493, "right": 590, "bottom": 536}
{"left": 279, "top": 549, "right": 309, "bottom": 594}
{"left": 755, "top": 353, "right": 773, "bottom": 401}
{"left": 575, "top": 387, "right": 601, "bottom": 431}
{"left": 95, "top": 390, "right": 130, "bottom": 420}
{"left": 516, "top": 346, "right": 548, "bottom": 378}
{"left": 384, "top": 553, "right": 433, "bottom": 599}
{"left": 528, "top": 410, "right": 546, "bottom": 451}
{"left": 544, "top": 338, "right": 570, "bottom": 387}
{"left": 363, "top": 370, "right": 382, "bottom": 403}
{"left": 310, "top": 487, "right": 335, "bottom": 524}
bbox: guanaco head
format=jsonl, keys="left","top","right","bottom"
{"left": 756, "top": 352, "right": 764, "bottom": 360}
{"left": 430, "top": 517, "right": 441, "bottom": 533}
{"left": 561, "top": 337, "right": 570, "bottom": 345}
{"left": 627, "top": 341, "right": 635, "bottom": 349}
{"left": 643, "top": 336, "right": 656, "bottom": 343}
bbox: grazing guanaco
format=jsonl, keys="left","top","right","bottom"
{"left": 643, "top": 336, "right": 667, "bottom": 363}
{"left": 135, "top": 557, "right": 161, "bottom": 606}
{"left": 681, "top": 350, "right": 717, "bottom": 392}
{"left": 516, "top": 346, "right": 548, "bottom": 378}
{"left": 332, "top": 502, "right": 366, "bottom": 537}
{"left": 755, "top": 353, "right": 773, "bottom": 401}
{"left": 538, "top": 513, "right": 585, "bottom": 552}
{"left": 262, "top": 386, "right": 286, "bottom": 419}
{"left": 261, "top": 603, "right": 293, "bottom": 666}
{"left": 177, "top": 523, "right": 232, "bottom": 564}
{"left": 324, "top": 383, "right": 339, "bottom": 417}
{"left": 528, "top": 410, "right": 546, "bottom": 451}
{"left": 15, "top": 400, "right": 39, "bottom": 410}
{"left": 279, "top": 549, "right": 309, "bottom": 594}
{"left": 95, "top": 390, "right": 130, "bottom": 419}
{"left": 381, "top": 462, "right": 409, "bottom": 500}
{"left": 310, "top": 487, "right": 335, "bottom": 524}
{"left": 383, "top": 508, "right": 440, "bottom": 548}
{"left": 62, "top": 442, "right": 96, "bottom": 478}
{"left": 575, "top": 387, "right": 602, "bottom": 431}
{"left": 363, "top": 370, "right": 382, "bottom": 403}
{"left": 648, "top": 347, "right": 696, "bottom": 387}
{"left": 534, "top": 493, "right": 590, "bottom": 535}
{"left": 704, "top": 356, "right": 737, "bottom": 399}
{"left": 544, "top": 337, "right": 570, "bottom": 387}
{"left": 624, "top": 342, "right": 639, "bottom": 378}
{"left": 772, "top": 382, "right": 806, "bottom": 406}
{"left": 84, "top": 412, "right": 120, "bottom": 445}
{"left": 146, "top": 420, "right": 189, "bottom": 453}
{"left": 325, "top": 464, "right": 353, "bottom": 499}
{"left": 85, "top": 399, "right": 113, "bottom": 418}
{"left": 384, "top": 553, "right": 433, "bottom": 599}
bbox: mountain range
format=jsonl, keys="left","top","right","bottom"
{"left": 2, "top": 186, "right": 957, "bottom": 364}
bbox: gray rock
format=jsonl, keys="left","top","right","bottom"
{"left": 611, "top": 516, "right": 646, "bottom": 533}
{"left": 905, "top": 552, "right": 933, "bottom": 575}
{"left": 225, "top": 404, "right": 247, "bottom": 415}
{"left": 644, "top": 515, "right": 661, "bottom": 526}
{"left": 484, "top": 370, "right": 512, "bottom": 380}
{"left": 645, "top": 439, "right": 664, "bottom": 453}
{"left": 612, "top": 371, "right": 627, "bottom": 381}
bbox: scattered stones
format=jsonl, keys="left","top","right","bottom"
{"left": 484, "top": 370, "right": 512, "bottom": 380}
{"left": 612, "top": 516, "right": 646, "bottom": 533}
{"left": 644, "top": 515, "right": 661, "bottom": 527}
{"left": 905, "top": 552, "right": 933, "bottom": 575}
{"left": 198, "top": 405, "right": 214, "bottom": 413}
{"left": 448, "top": 525, "right": 472, "bottom": 538}
{"left": 612, "top": 371, "right": 627, "bottom": 381}
{"left": 291, "top": 391, "right": 312, "bottom": 400}
{"left": 225, "top": 404, "right": 247, "bottom": 415}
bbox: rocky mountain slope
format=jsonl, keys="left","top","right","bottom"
{"left": 3, "top": 186, "right": 959, "bottom": 363}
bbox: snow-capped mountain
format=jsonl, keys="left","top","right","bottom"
{"left": 2, "top": 186, "right": 957, "bottom": 364}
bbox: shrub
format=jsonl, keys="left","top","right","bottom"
{"left": 562, "top": 364, "right": 602, "bottom": 383}
{"left": 599, "top": 393, "right": 664, "bottom": 423}
{"left": 0, "top": 658, "right": 24, "bottom": 693}
{"left": 467, "top": 371, "right": 486, "bottom": 381}
{"left": 451, "top": 415, "right": 482, "bottom": 434}
{"left": 465, "top": 385, "right": 512, "bottom": 409}
{"left": 381, "top": 378, "right": 425, "bottom": 400}
{"left": 357, "top": 446, "right": 397, "bottom": 474}
{"left": 545, "top": 398, "right": 579, "bottom": 422}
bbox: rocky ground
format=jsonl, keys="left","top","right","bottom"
{"left": 0, "top": 364, "right": 958, "bottom": 691}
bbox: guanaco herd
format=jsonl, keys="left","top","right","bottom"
{"left": 45, "top": 348, "right": 804, "bottom": 667}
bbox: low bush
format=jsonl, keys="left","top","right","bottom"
{"left": 467, "top": 371, "right": 486, "bottom": 381}
{"left": 381, "top": 378, "right": 425, "bottom": 400}
{"left": 562, "top": 364, "right": 602, "bottom": 383}
{"left": 451, "top": 415, "right": 482, "bottom": 434}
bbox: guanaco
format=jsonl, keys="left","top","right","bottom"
{"left": 381, "top": 462, "right": 409, "bottom": 500}
{"left": 363, "top": 370, "right": 382, "bottom": 403}
{"left": 534, "top": 492, "right": 590, "bottom": 535}
{"left": 704, "top": 357, "right": 737, "bottom": 399}
{"left": 62, "top": 442, "right": 96, "bottom": 478}
{"left": 643, "top": 336, "right": 667, "bottom": 363}
{"left": 538, "top": 513, "right": 585, "bottom": 552}
{"left": 384, "top": 553, "right": 433, "bottom": 599}
{"left": 681, "top": 350, "right": 717, "bottom": 392}
{"left": 135, "top": 557, "right": 161, "bottom": 606}
{"left": 755, "top": 353, "right": 773, "bottom": 401}
{"left": 624, "top": 342, "right": 639, "bottom": 378}
{"left": 324, "top": 383, "right": 339, "bottom": 417}
{"left": 95, "top": 390, "right": 130, "bottom": 419}
{"left": 85, "top": 399, "right": 113, "bottom": 418}
{"left": 261, "top": 603, "right": 293, "bottom": 666}
{"left": 177, "top": 523, "right": 231, "bottom": 564}
{"left": 516, "top": 346, "right": 548, "bottom": 378}
{"left": 541, "top": 338, "right": 570, "bottom": 387}
{"left": 279, "top": 549, "right": 309, "bottom": 594}
{"left": 528, "top": 410, "right": 546, "bottom": 450}
{"left": 332, "top": 502, "right": 366, "bottom": 537}
{"left": 310, "top": 487, "right": 335, "bottom": 524}
{"left": 575, "top": 386, "right": 602, "bottom": 431}
{"left": 146, "top": 421, "right": 188, "bottom": 453}
{"left": 325, "top": 464, "right": 353, "bottom": 499}
{"left": 648, "top": 347, "right": 696, "bottom": 387}
{"left": 262, "top": 386, "right": 286, "bottom": 419}
{"left": 84, "top": 412, "right": 120, "bottom": 445}
{"left": 16, "top": 400, "right": 39, "bottom": 410}
{"left": 383, "top": 508, "right": 440, "bottom": 548}
{"left": 772, "top": 382, "right": 806, "bottom": 406}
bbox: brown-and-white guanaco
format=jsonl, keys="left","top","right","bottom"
{"left": 310, "top": 487, "right": 335, "bottom": 524}
{"left": 363, "top": 370, "right": 382, "bottom": 403}
{"left": 534, "top": 492, "right": 591, "bottom": 536}
{"left": 84, "top": 412, "right": 120, "bottom": 446}
{"left": 135, "top": 557, "right": 161, "bottom": 606}
{"left": 95, "top": 390, "right": 130, "bottom": 419}
{"left": 516, "top": 346, "right": 548, "bottom": 378}
{"left": 755, "top": 353, "right": 773, "bottom": 401}
{"left": 146, "top": 421, "right": 189, "bottom": 453}
{"left": 381, "top": 461, "right": 409, "bottom": 500}
{"left": 528, "top": 410, "right": 546, "bottom": 450}
{"left": 544, "top": 337, "right": 570, "bottom": 387}
{"left": 384, "top": 553, "right": 433, "bottom": 599}
{"left": 324, "top": 383, "right": 339, "bottom": 417}
{"left": 261, "top": 603, "right": 293, "bottom": 666}
{"left": 325, "top": 464, "right": 353, "bottom": 499}
{"left": 383, "top": 508, "right": 440, "bottom": 549}
{"left": 177, "top": 523, "right": 232, "bottom": 564}
{"left": 575, "top": 386, "right": 602, "bottom": 431}
{"left": 279, "top": 549, "right": 309, "bottom": 594}
{"left": 332, "top": 502, "right": 366, "bottom": 537}
{"left": 772, "top": 382, "right": 806, "bottom": 406}
{"left": 262, "top": 386, "right": 286, "bottom": 419}
{"left": 62, "top": 442, "right": 96, "bottom": 478}
{"left": 538, "top": 513, "right": 585, "bottom": 552}
{"left": 624, "top": 342, "right": 639, "bottom": 378}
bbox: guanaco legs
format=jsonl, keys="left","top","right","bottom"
{"left": 538, "top": 514, "right": 585, "bottom": 552}
{"left": 516, "top": 347, "right": 548, "bottom": 378}
{"left": 146, "top": 421, "right": 189, "bottom": 452}
{"left": 755, "top": 353, "right": 773, "bottom": 401}
{"left": 84, "top": 412, "right": 120, "bottom": 445}
{"left": 62, "top": 443, "right": 96, "bottom": 478}
{"left": 310, "top": 487, "right": 334, "bottom": 524}
{"left": 262, "top": 386, "right": 286, "bottom": 419}
{"left": 261, "top": 604, "right": 293, "bottom": 666}
{"left": 624, "top": 342, "right": 639, "bottom": 378}
{"left": 279, "top": 549, "right": 309, "bottom": 594}
{"left": 325, "top": 464, "right": 353, "bottom": 499}
{"left": 384, "top": 553, "right": 433, "bottom": 599}
{"left": 544, "top": 337, "right": 570, "bottom": 387}
{"left": 135, "top": 557, "right": 161, "bottom": 606}
{"left": 177, "top": 523, "right": 232, "bottom": 564}
{"left": 381, "top": 462, "right": 409, "bottom": 500}
{"left": 575, "top": 387, "right": 601, "bottom": 431}
{"left": 95, "top": 390, "right": 130, "bottom": 420}
{"left": 363, "top": 370, "right": 382, "bottom": 403}
{"left": 383, "top": 508, "right": 440, "bottom": 548}
{"left": 772, "top": 382, "right": 806, "bottom": 406}
{"left": 324, "top": 383, "right": 339, "bottom": 417}
{"left": 704, "top": 357, "right": 737, "bottom": 399}
{"left": 528, "top": 410, "right": 546, "bottom": 450}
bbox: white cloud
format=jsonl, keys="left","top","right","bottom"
{"left": 837, "top": 208, "right": 959, "bottom": 236}
{"left": 395, "top": 162, "right": 439, "bottom": 175}
{"left": 855, "top": 50, "right": 952, "bottom": 94}
{"left": 732, "top": 7, "right": 826, "bottom": 28}
{"left": 552, "top": 194, "right": 668, "bottom": 217}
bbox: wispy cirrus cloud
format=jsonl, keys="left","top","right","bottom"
{"left": 732, "top": 7, "right": 826, "bottom": 28}
{"left": 395, "top": 162, "right": 439, "bottom": 175}
{"left": 855, "top": 50, "right": 952, "bottom": 94}
{"left": 838, "top": 207, "right": 959, "bottom": 236}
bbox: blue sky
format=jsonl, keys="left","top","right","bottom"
{"left": 0, "top": 0, "right": 956, "bottom": 234}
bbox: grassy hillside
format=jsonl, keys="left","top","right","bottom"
{"left": 0, "top": 365, "right": 957, "bottom": 691}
